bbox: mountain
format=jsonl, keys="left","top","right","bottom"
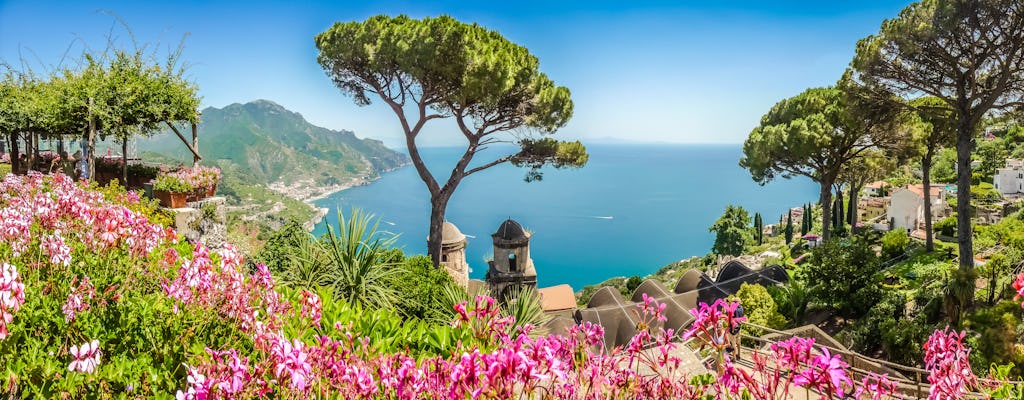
{"left": 135, "top": 100, "right": 409, "bottom": 195}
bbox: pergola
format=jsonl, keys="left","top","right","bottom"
{"left": 1, "top": 49, "right": 203, "bottom": 182}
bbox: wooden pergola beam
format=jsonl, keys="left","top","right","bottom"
{"left": 165, "top": 121, "right": 202, "bottom": 162}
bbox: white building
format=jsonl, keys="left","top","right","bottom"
{"left": 887, "top": 184, "right": 946, "bottom": 231}
{"left": 994, "top": 159, "right": 1024, "bottom": 196}
{"left": 863, "top": 180, "right": 889, "bottom": 197}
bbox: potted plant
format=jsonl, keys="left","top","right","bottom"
{"left": 94, "top": 156, "right": 124, "bottom": 185}
{"left": 152, "top": 174, "right": 193, "bottom": 208}
{"left": 126, "top": 164, "right": 160, "bottom": 189}
{"left": 197, "top": 166, "right": 221, "bottom": 197}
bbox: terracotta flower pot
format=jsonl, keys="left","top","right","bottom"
{"left": 127, "top": 175, "right": 147, "bottom": 189}
{"left": 206, "top": 183, "right": 217, "bottom": 197}
{"left": 95, "top": 171, "right": 114, "bottom": 186}
{"left": 186, "top": 187, "right": 202, "bottom": 202}
{"left": 154, "top": 190, "right": 187, "bottom": 208}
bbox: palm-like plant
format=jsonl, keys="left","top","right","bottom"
{"left": 437, "top": 283, "right": 548, "bottom": 334}
{"left": 319, "top": 209, "right": 403, "bottom": 310}
{"left": 279, "top": 234, "right": 333, "bottom": 289}
{"left": 435, "top": 283, "right": 474, "bottom": 324}
{"left": 501, "top": 286, "right": 549, "bottom": 332}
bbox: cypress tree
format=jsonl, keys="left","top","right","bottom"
{"left": 807, "top": 204, "right": 813, "bottom": 232}
{"left": 836, "top": 189, "right": 845, "bottom": 233}
{"left": 785, "top": 211, "right": 794, "bottom": 244}
{"left": 754, "top": 212, "right": 763, "bottom": 245}
{"left": 832, "top": 195, "right": 841, "bottom": 231}
{"left": 802, "top": 204, "right": 811, "bottom": 235}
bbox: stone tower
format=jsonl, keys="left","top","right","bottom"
{"left": 486, "top": 218, "right": 537, "bottom": 302}
{"left": 437, "top": 221, "right": 469, "bottom": 289}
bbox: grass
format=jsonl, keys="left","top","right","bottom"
{"left": 881, "top": 243, "right": 956, "bottom": 291}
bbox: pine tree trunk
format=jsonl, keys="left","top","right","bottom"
{"left": 922, "top": 149, "right": 935, "bottom": 252}
{"left": 989, "top": 266, "right": 997, "bottom": 305}
{"left": 848, "top": 184, "right": 858, "bottom": 228}
{"left": 955, "top": 111, "right": 974, "bottom": 271}
{"left": 835, "top": 189, "right": 844, "bottom": 233}
{"left": 820, "top": 183, "right": 833, "bottom": 241}
{"left": 427, "top": 192, "right": 453, "bottom": 267}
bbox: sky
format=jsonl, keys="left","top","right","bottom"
{"left": 1, "top": 1, "right": 912, "bottom": 148}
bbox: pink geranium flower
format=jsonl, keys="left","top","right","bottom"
{"left": 68, "top": 339, "right": 102, "bottom": 374}
{"left": 0, "top": 262, "right": 25, "bottom": 340}
{"left": 300, "top": 290, "right": 322, "bottom": 327}
{"left": 272, "top": 337, "right": 312, "bottom": 391}
{"left": 62, "top": 275, "right": 96, "bottom": 323}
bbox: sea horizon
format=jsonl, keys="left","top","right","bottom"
{"left": 314, "top": 143, "right": 819, "bottom": 290}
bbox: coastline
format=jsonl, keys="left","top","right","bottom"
{"left": 269, "top": 164, "right": 410, "bottom": 230}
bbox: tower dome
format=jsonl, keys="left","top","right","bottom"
{"left": 430, "top": 221, "right": 469, "bottom": 289}
{"left": 492, "top": 218, "right": 530, "bottom": 246}
{"left": 441, "top": 221, "right": 467, "bottom": 245}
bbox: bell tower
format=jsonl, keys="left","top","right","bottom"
{"left": 435, "top": 221, "right": 469, "bottom": 288}
{"left": 486, "top": 218, "right": 537, "bottom": 302}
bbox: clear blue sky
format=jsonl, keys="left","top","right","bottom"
{"left": 1, "top": 1, "right": 911, "bottom": 147}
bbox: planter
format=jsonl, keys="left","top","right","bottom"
{"left": 127, "top": 174, "right": 153, "bottom": 189}
{"left": 95, "top": 171, "right": 117, "bottom": 186}
{"left": 154, "top": 190, "right": 187, "bottom": 208}
{"left": 187, "top": 187, "right": 209, "bottom": 202}
{"left": 206, "top": 183, "right": 218, "bottom": 198}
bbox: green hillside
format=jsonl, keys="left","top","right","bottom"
{"left": 135, "top": 99, "right": 408, "bottom": 190}
{"left": 126, "top": 100, "right": 409, "bottom": 254}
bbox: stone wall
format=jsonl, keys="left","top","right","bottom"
{"left": 170, "top": 196, "right": 227, "bottom": 248}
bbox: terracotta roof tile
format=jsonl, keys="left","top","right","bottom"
{"left": 907, "top": 184, "right": 942, "bottom": 197}
{"left": 537, "top": 284, "right": 576, "bottom": 311}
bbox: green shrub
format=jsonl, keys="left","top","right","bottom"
{"left": 881, "top": 230, "right": 910, "bottom": 259}
{"left": 126, "top": 163, "right": 160, "bottom": 179}
{"left": 391, "top": 255, "right": 461, "bottom": 321}
{"left": 254, "top": 219, "right": 312, "bottom": 274}
{"left": 803, "top": 236, "right": 883, "bottom": 317}
{"left": 736, "top": 283, "right": 787, "bottom": 335}
{"left": 965, "top": 300, "right": 1024, "bottom": 377}
{"left": 500, "top": 286, "right": 549, "bottom": 332}
{"left": 934, "top": 215, "right": 957, "bottom": 237}
{"left": 625, "top": 276, "right": 642, "bottom": 292}
{"left": 304, "top": 288, "right": 478, "bottom": 358}
{"left": 844, "top": 292, "right": 931, "bottom": 366}
{"left": 972, "top": 182, "right": 1004, "bottom": 203}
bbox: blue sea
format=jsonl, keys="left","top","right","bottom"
{"left": 314, "top": 144, "right": 818, "bottom": 289}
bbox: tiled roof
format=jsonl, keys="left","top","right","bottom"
{"left": 907, "top": 184, "right": 942, "bottom": 197}
{"left": 537, "top": 284, "right": 576, "bottom": 312}
{"left": 576, "top": 261, "right": 789, "bottom": 350}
